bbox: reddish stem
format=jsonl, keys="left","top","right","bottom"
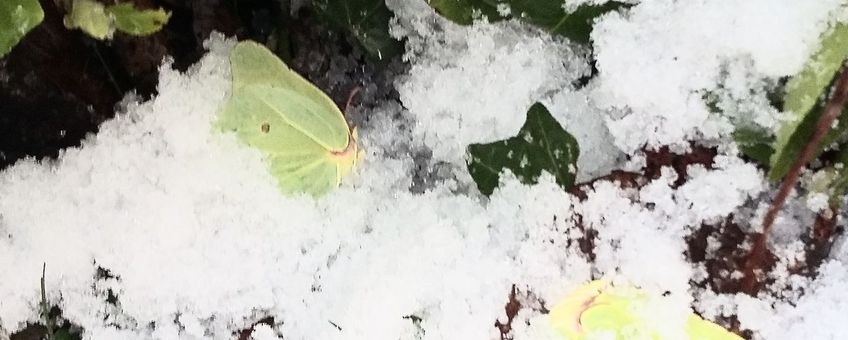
{"left": 741, "top": 65, "right": 848, "bottom": 294}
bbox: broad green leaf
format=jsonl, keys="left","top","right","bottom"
{"left": 218, "top": 41, "right": 357, "bottom": 196}
{"left": 107, "top": 3, "right": 170, "bottom": 36}
{"left": 769, "top": 23, "right": 848, "bottom": 180}
{"left": 63, "top": 0, "right": 113, "bottom": 40}
{"left": 0, "top": 0, "right": 43, "bottom": 57}
{"left": 312, "top": 0, "right": 403, "bottom": 61}
{"left": 467, "top": 102, "right": 579, "bottom": 195}
{"left": 426, "top": 0, "right": 629, "bottom": 43}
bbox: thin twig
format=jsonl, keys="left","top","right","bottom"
{"left": 91, "top": 43, "right": 123, "bottom": 96}
{"left": 742, "top": 65, "right": 848, "bottom": 294}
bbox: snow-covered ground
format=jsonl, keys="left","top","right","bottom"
{"left": 1, "top": 0, "right": 847, "bottom": 339}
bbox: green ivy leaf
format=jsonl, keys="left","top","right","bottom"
{"left": 107, "top": 3, "right": 171, "bottom": 36}
{"left": 769, "top": 23, "right": 848, "bottom": 181}
{"left": 0, "top": 0, "right": 43, "bottom": 57}
{"left": 426, "top": 0, "right": 629, "bottom": 43}
{"left": 63, "top": 0, "right": 113, "bottom": 40}
{"left": 312, "top": 0, "right": 403, "bottom": 61}
{"left": 467, "top": 102, "right": 579, "bottom": 195}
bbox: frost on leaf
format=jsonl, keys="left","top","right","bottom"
{"left": 467, "top": 102, "right": 579, "bottom": 195}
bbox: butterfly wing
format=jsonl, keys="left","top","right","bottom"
{"left": 218, "top": 82, "right": 355, "bottom": 196}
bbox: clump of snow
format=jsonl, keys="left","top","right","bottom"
{"left": 390, "top": 0, "right": 591, "bottom": 165}
{"left": 591, "top": 0, "right": 844, "bottom": 152}
{"left": 544, "top": 89, "right": 623, "bottom": 181}
{"left": 806, "top": 192, "right": 830, "bottom": 213}
{"left": 0, "top": 32, "right": 590, "bottom": 340}
{"left": 250, "top": 325, "right": 280, "bottom": 340}
{"left": 735, "top": 260, "right": 848, "bottom": 339}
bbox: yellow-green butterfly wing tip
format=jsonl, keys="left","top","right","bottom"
{"left": 686, "top": 314, "right": 744, "bottom": 340}
{"left": 219, "top": 40, "right": 360, "bottom": 197}
{"left": 549, "top": 280, "right": 743, "bottom": 340}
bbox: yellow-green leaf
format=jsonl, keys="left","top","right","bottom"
{"left": 63, "top": 0, "right": 113, "bottom": 40}
{"left": 107, "top": 3, "right": 170, "bottom": 36}
{"left": 0, "top": 0, "right": 44, "bottom": 57}
{"left": 769, "top": 23, "right": 848, "bottom": 180}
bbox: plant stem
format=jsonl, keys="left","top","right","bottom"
{"left": 41, "top": 263, "right": 56, "bottom": 340}
{"left": 741, "top": 65, "right": 848, "bottom": 294}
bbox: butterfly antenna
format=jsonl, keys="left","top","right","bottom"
{"left": 344, "top": 86, "right": 362, "bottom": 114}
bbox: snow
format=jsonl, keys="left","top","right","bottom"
{"left": 1, "top": 0, "right": 848, "bottom": 339}
{"left": 591, "top": 0, "right": 844, "bottom": 152}
{"left": 393, "top": 10, "right": 590, "bottom": 165}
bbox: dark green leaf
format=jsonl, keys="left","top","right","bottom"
{"left": 732, "top": 127, "right": 774, "bottom": 166}
{"left": 427, "top": 0, "right": 502, "bottom": 26}
{"left": 509, "top": 0, "right": 628, "bottom": 43}
{"left": 426, "top": 0, "right": 629, "bottom": 43}
{"left": 467, "top": 102, "right": 579, "bottom": 195}
{"left": 53, "top": 328, "right": 82, "bottom": 340}
{"left": 0, "top": 0, "right": 44, "bottom": 57}
{"left": 313, "top": 0, "right": 403, "bottom": 61}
